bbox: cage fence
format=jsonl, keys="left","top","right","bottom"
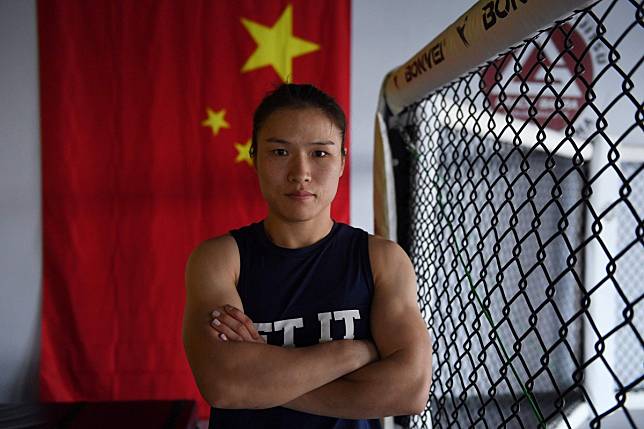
{"left": 385, "top": 1, "right": 643, "bottom": 428}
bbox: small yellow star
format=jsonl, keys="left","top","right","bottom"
{"left": 241, "top": 4, "right": 320, "bottom": 82}
{"left": 201, "top": 108, "right": 230, "bottom": 136}
{"left": 234, "top": 139, "right": 254, "bottom": 167}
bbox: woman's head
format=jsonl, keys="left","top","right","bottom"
{"left": 251, "top": 84, "right": 346, "bottom": 225}
{"left": 251, "top": 83, "right": 346, "bottom": 158}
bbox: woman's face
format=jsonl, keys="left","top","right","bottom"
{"left": 254, "top": 107, "right": 345, "bottom": 225}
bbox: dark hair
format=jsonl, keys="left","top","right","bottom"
{"left": 250, "top": 83, "right": 346, "bottom": 158}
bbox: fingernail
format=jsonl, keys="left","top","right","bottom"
{"left": 220, "top": 334, "right": 227, "bottom": 341}
{"left": 224, "top": 305, "right": 232, "bottom": 311}
{"left": 212, "top": 319, "right": 221, "bottom": 326}
{"left": 211, "top": 310, "right": 220, "bottom": 318}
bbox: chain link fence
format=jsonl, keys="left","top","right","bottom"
{"left": 385, "top": 1, "right": 643, "bottom": 427}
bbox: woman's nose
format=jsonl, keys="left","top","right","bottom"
{"left": 287, "top": 154, "right": 311, "bottom": 183}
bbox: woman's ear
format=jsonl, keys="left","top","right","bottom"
{"left": 250, "top": 143, "right": 258, "bottom": 172}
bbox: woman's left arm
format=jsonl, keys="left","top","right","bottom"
{"left": 210, "top": 236, "right": 433, "bottom": 419}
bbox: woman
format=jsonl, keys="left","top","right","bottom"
{"left": 183, "top": 83, "right": 432, "bottom": 429}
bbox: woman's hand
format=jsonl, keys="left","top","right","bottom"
{"left": 210, "top": 305, "right": 267, "bottom": 344}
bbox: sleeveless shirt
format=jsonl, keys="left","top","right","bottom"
{"left": 208, "top": 221, "right": 382, "bottom": 429}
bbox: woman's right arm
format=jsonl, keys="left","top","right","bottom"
{"left": 182, "top": 235, "right": 377, "bottom": 409}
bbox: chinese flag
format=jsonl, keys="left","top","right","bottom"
{"left": 38, "top": 0, "right": 350, "bottom": 418}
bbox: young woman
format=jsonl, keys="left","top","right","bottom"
{"left": 183, "top": 84, "right": 432, "bottom": 429}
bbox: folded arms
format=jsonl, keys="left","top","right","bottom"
{"left": 182, "top": 234, "right": 432, "bottom": 418}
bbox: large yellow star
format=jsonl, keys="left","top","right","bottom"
{"left": 201, "top": 108, "right": 230, "bottom": 136}
{"left": 241, "top": 4, "right": 320, "bottom": 82}
{"left": 234, "top": 139, "right": 254, "bottom": 167}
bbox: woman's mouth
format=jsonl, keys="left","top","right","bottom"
{"left": 287, "top": 191, "right": 315, "bottom": 200}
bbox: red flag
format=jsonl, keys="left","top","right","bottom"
{"left": 38, "top": 0, "right": 350, "bottom": 417}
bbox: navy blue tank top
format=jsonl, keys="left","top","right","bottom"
{"left": 209, "top": 221, "right": 382, "bottom": 429}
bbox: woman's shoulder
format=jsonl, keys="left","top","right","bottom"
{"left": 188, "top": 234, "right": 239, "bottom": 270}
{"left": 367, "top": 234, "right": 413, "bottom": 279}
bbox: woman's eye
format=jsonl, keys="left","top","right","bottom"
{"left": 313, "top": 150, "right": 328, "bottom": 158}
{"left": 272, "top": 149, "right": 288, "bottom": 156}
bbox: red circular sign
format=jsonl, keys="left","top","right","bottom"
{"left": 483, "top": 24, "right": 594, "bottom": 132}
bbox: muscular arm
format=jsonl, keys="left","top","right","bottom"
{"left": 282, "top": 236, "right": 433, "bottom": 418}
{"left": 182, "top": 235, "right": 377, "bottom": 409}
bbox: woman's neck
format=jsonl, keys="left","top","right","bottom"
{"left": 263, "top": 215, "right": 334, "bottom": 249}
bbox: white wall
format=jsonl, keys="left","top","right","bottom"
{"left": 0, "top": 0, "right": 473, "bottom": 401}
{"left": 0, "top": 0, "right": 42, "bottom": 402}
{"left": 350, "top": 0, "right": 472, "bottom": 232}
